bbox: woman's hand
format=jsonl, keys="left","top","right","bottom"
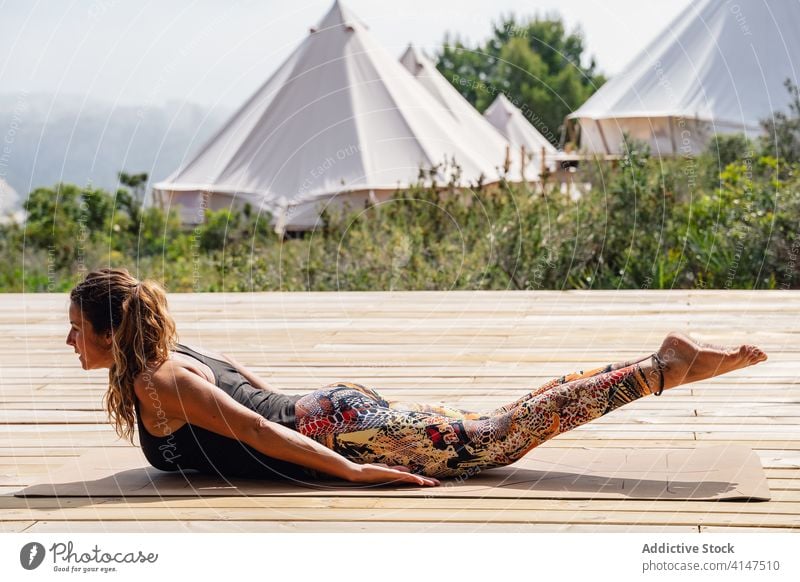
{"left": 348, "top": 462, "right": 441, "bottom": 487}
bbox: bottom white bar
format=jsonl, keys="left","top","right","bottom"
{"left": 2, "top": 533, "right": 798, "bottom": 581}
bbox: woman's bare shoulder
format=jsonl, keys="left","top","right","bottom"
{"left": 132, "top": 359, "right": 180, "bottom": 399}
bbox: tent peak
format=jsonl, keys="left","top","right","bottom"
{"left": 484, "top": 93, "right": 516, "bottom": 121}
{"left": 494, "top": 93, "right": 514, "bottom": 107}
{"left": 400, "top": 43, "right": 436, "bottom": 64}
{"left": 402, "top": 43, "right": 421, "bottom": 57}
{"left": 315, "top": 0, "right": 368, "bottom": 33}
{"left": 399, "top": 44, "right": 426, "bottom": 75}
{"left": 484, "top": 91, "right": 558, "bottom": 155}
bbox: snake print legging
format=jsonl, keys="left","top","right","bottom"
{"left": 294, "top": 359, "right": 656, "bottom": 479}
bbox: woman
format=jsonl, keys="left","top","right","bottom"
{"left": 67, "top": 268, "right": 768, "bottom": 487}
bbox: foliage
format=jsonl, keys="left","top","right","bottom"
{"left": 761, "top": 79, "right": 800, "bottom": 171}
{"left": 436, "top": 15, "right": 605, "bottom": 146}
{"left": 3, "top": 146, "right": 797, "bottom": 293}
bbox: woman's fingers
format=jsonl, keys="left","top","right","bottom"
{"left": 396, "top": 469, "right": 440, "bottom": 487}
{"left": 418, "top": 475, "right": 441, "bottom": 486}
{"left": 353, "top": 464, "right": 440, "bottom": 486}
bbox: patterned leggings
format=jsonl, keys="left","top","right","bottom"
{"left": 294, "top": 359, "right": 656, "bottom": 479}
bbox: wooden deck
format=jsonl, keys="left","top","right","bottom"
{"left": 1, "top": 290, "right": 799, "bottom": 533}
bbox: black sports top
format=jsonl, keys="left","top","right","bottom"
{"left": 134, "top": 343, "right": 309, "bottom": 480}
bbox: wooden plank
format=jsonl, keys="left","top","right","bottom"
{"left": 0, "top": 521, "right": 34, "bottom": 532}
{"left": 0, "top": 447, "right": 100, "bottom": 457}
{"left": 22, "top": 521, "right": 697, "bottom": 533}
{"left": 0, "top": 435, "right": 131, "bottom": 448}
{"left": 549, "top": 439, "right": 800, "bottom": 449}
{"left": 3, "top": 506, "right": 798, "bottom": 527}
{"left": 765, "top": 479, "right": 800, "bottom": 490}
{"left": 0, "top": 411, "right": 106, "bottom": 423}
{"left": 700, "top": 526, "right": 800, "bottom": 532}
{"left": 760, "top": 490, "right": 800, "bottom": 502}
{"left": 756, "top": 450, "right": 800, "bottom": 468}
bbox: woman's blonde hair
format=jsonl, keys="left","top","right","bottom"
{"left": 70, "top": 268, "right": 177, "bottom": 443}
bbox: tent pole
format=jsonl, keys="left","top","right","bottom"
{"left": 596, "top": 119, "right": 611, "bottom": 156}
{"left": 571, "top": 119, "right": 581, "bottom": 153}
{"left": 540, "top": 146, "right": 546, "bottom": 181}
{"left": 668, "top": 116, "right": 677, "bottom": 155}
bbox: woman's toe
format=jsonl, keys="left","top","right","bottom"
{"left": 742, "top": 345, "right": 767, "bottom": 365}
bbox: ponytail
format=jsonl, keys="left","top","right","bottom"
{"left": 70, "top": 269, "right": 177, "bottom": 443}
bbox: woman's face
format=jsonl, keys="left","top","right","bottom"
{"left": 66, "top": 301, "right": 114, "bottom": 370}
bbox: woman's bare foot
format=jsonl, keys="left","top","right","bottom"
{"left": 654, "top": 332, "right": 767, "bottom": 391}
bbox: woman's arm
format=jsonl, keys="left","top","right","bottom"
{"left": 136, "top": 364, "right": 439, "bottom": 486}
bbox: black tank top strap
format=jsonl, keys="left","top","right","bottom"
{"left": 172, "top": 343, "right": 244, "bottom": 389}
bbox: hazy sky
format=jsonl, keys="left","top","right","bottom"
{"left": 0, "top": 0, "right": 692, "bottom": 109}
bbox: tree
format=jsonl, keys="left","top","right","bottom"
{"left": 761, "top": 79, "right": 800, "bottom": 171}
{"left": 116, "top": 171, "right": 149, "bottom": 233}
{"left": 23, "top": 183, "right": 114, "bottom": 268}
{"left": 118, "top": 171, "right": 148, "bottom": 202}
{"left": 436, "top": 14, "right": 605, "bottom": 147}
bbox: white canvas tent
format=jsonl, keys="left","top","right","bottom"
{"left": 155, "top": 1, "right": 515, "bottom": 232}
{"left": 568, "top": 0, "right": 800, "bottom": 156}
{"left": 483, "top": 93, "right": 559, "bottom": 175}
{"left": 398, "top": 45, "right": 528, "bottom": 177}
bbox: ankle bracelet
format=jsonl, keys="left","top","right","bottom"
{"left": 650, "top": 352, "right": 666, "bottom": 396}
